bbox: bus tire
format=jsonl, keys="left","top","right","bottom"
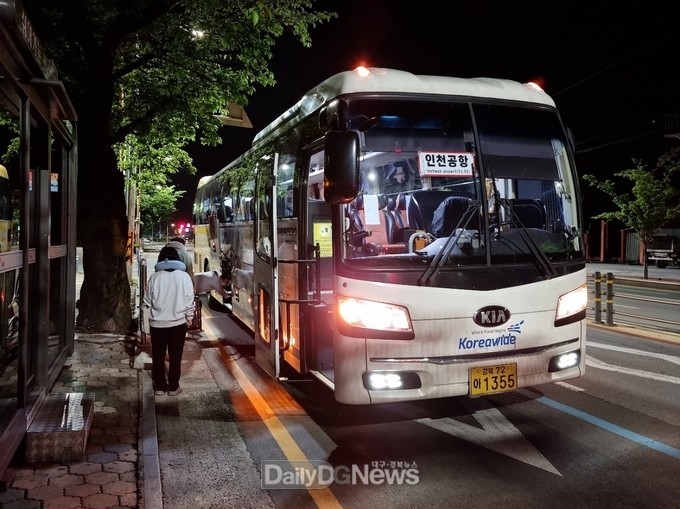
{"left": 655, "top": 260, "right": 668, "bottom": 269}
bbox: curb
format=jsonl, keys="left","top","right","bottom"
{"left": 140, "top": 371, "right": 163, "bottom": 509}
{"left": 587, "top": 319, "right": 680, "bottom": 346}
{"left": 613, "top": 277, "right": 680, "bottom": 290}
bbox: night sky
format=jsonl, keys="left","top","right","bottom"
{"left": 175, "top": 0, "right": 680, "bottom": 226}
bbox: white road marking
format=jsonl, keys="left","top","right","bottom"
{"left": 201, "top": 308, "right": 343, "bottom": 509}
{"left": 586, "top": 356, "right": 680, "bottom": 385}
{"left": 555, "top": 381, "right": 585, "bottom": 392}
{"left": 587, "top": 342, "right": 680, "bottom": 366}
{"left": 417, "top": 398, "right": 561, "bottom": 476}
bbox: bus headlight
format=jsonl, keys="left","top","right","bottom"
{"left": 337, "top": 297, "right": 414, "bottom": 339}
{"left": 554, "top": 284, "right": 588, "bottom": 327}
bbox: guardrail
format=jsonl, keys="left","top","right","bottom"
{"left": 590, "top": 271, "right": 680, "bottom": 329}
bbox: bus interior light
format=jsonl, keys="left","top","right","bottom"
{"left": 549, "top": 351, "right": 580, "bottom": 372}
{"left": 337, "top": 297, "right": 412, "bottom": 332}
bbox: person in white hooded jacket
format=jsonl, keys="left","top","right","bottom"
{"left": 143, "top": 245, "right": 194, "bottom": 396}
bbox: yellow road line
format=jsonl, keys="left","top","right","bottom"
{"left": 201, "top": 311, "right": 343, "bottom": 509}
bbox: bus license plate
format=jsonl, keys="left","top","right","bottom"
{"left": 469, "top": 363, "right": 517, "bottom": 396}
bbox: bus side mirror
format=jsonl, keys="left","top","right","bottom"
{"left": 324, "top": 130, "right": 360, "bottom": 204}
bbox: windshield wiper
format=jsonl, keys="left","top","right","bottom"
{"left": 498, "top": 199, "right": 557, "bottom": 278}
{"left": 417, "top": 201, "right": 479, "bottom": 286}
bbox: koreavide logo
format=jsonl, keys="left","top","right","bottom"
{"left": 261, "top": 460, "right": 419, "bottom": 489}
{"left": 458, "top": 320, "right": 524, "bottom": 350}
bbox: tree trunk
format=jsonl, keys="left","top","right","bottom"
{"left": 642, "top": 242, "right": 649, "bottom": 280}
{"left": 75, "top": 121, "right": 134, "bottom": 333}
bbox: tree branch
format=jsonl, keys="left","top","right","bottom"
{"left": 113, "top": 52, "right": 159, "bottom": 81}
{"left": 58, "top": 2, "right": 103, "bottom": 64}
{"left": 102, "top": 0, "right": 183, "bottom": 55}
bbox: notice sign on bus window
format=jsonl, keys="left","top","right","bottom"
{"left": 313, "top": 222, "right": 332, "bottom": 257}
{"left": 418, "top": 151, "right": 474, "bottom": 177}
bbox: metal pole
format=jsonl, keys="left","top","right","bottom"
{"left": 606, "top": 272, "right": 614, "bottom": 326}
{"left": 139, "top": 255, "right": 148, "bottom": 345}
{"left": 594, "top": 271, "right": 602, "bottom": 323}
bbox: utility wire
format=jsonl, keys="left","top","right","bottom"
{"left": 553, "top": 39, "right": 661, "bottom": 97}
{"left": 575, "top": 127, "right": 665, "bottom": 154}
{"left": 575, "top": 120, "right": 659, "bottom": 147}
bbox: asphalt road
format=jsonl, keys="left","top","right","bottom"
{"left": 199, "top": 306, "right": 680, "bottom": 509}
{"left": 137, "top": 248, "right": 680, "bottom": 509}
{"left": 587, "top": 279, "right": 680, "bottom": 333}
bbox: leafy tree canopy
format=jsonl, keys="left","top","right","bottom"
{"left": 583, "top": 147, "right": 680, "bottom": 277}
{"left": 20, "top": 0, "right": 336, "bottom": 333}
{"left": 26, "top": 0, "right": 335, "bottom": 147}
{"left": 121, "top": 133, "right": 194, "bottom": 231}
{"left": 0, "top": 110, "right": 19, "bottom": 169}
{"left": 138, "top": 184, "right": 183, "bottom": 236}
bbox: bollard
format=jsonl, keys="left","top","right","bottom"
{"left": 605, "top": 272, "right": 614, "bottom": 326}
{"left": 593, "top": 271, "right": 602, "bottom": 323}
{"left": 139, "top": 256, "right": 148, "bottom": 345}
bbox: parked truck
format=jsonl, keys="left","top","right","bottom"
{"left": 647, "top": 233, "right": 679, "bottom": 268}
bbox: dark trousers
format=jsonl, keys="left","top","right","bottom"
{"left": 150, "top": 324, "right": 187, "bottom": 391}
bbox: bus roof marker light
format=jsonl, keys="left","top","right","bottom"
{"left": 524, "top": 81, "right": 544, "bottom": 92}
{"left": 355, "top": 66, "right": 371, "bottom": 77}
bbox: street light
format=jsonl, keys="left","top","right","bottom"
{"left": 166, "top": 223, "right": 175, "bottom": 243}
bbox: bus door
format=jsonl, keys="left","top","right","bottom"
{"left": 302, "top": 149, "right": 335, "bottom": 382}
{"left": 254, "top": 153, "right": 281, "bottom": 379}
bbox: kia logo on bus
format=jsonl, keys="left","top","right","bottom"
{"left": 473, "top": 306, "right": 511, "bottom": 327}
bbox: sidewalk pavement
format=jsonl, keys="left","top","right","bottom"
{"left": 1, "top": 258, "right": 679, "bottom": 509}
{"left": 586, "top": 261, "right": 680, "bottom": 285}
{"left": 586, "top": 261, "right": 680, "bottom": 344}
{"left": 0, "top": 331, "right": 270, "bottom": 509}
{"left": 1, "top": 336, "right": 140, "bottom": 509}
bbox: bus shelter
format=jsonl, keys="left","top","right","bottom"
{"left": 0, "top": 1, "right": 78, "bottom": 475}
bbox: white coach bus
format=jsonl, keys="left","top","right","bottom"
{"left": 193, "top": 67, "right": 587, "bottom": 405}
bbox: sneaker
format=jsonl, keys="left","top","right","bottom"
{"left": 154, "top": 390, "right": 166, "bottom": 396}
{"left": 168, "top": 387, "right": 182, "bottom": 396}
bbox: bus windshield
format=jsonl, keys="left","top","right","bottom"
{"left": 341, "top": 99, "right": 583, "bottom": 272}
